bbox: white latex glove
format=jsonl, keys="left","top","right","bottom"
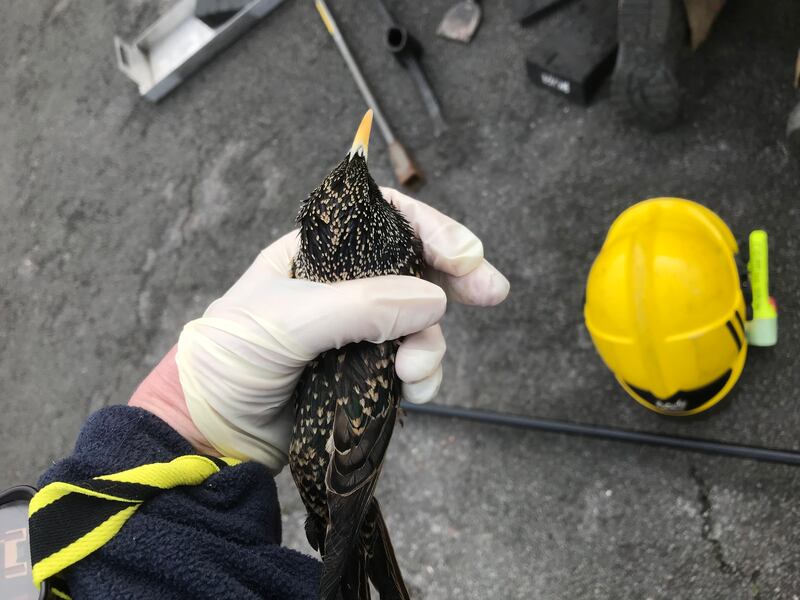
{"left": 176, "top": 188, "right": 509, "bottom": 472}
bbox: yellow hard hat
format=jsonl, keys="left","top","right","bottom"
{"left": 584, "top": 198, "right": 748, "bottom": 416}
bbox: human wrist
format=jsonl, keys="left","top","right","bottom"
{"left": 128, "top": 345, "right": 220, "bottom": 456}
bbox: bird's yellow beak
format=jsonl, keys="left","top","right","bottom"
{"left": 349, "top": 109, "right": 373, "bottom": 161}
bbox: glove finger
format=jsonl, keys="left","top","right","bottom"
{"left": 402, "top": 365, "right": 443, "bottom": 404}
{"left": 253, "top": 229, "right": 301, "bottom": 278}
{"left": 381, "top": 187, "right": 484, "bottom": 277}
{"left": 282, "top": 275, "right": 447, "bottom": 357}
{"left": 215, "top": 230, "right": 299, "bottom": 311}
{"left": 426, "top": 259, "right": 510, "bottom": 307}
{"left": 395, "top": 324, "right": 446, "bottom": 383}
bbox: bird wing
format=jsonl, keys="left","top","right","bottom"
{"left": 320, "top": 340, "right": 401, "bottom": 600}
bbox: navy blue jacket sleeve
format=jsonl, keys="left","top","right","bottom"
{"left": 37, "top": 405, "right": 320, "bottom": 600}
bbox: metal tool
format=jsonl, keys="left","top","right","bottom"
{"left": 437, "top": 0, "right": 482, "bottom": 44}
{"left": 315, "top": 0, "right": 421, "bottom": 187}
{"left": 374, "top": 0, "right": 447, "bottom": 136}
{"left": 402, "top": 402, "right": 800, "bottom": 467}
{"left": 510, "top": 0, "right": 573, "bottom": 25}
{"left": 196, "top": 0, "right": 250, "bottom": 18}
{"left": 115, "top": 0, "right": 287, "bottom": 102}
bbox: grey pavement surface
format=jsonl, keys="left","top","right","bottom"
{"left": 2, "top": 0, "right": 800, "bottom": 598}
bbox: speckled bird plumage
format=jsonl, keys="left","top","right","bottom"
{"left": 289, "top": 130, "right": 423, "bottom": 600}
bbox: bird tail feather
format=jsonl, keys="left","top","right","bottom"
{"left": 338, "top": 552, "right": 371, "bottom": 600}
{"left": 366, "top": 500, "right": 410, "bottom": 600}
{"left": 320, "top": 481, "right": 376, "bottom": 600}
{"left": 321, "top": 498, "right": 410, "bottom": 600}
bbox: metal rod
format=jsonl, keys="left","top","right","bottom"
{"left": 373, "top": 0, "right": 394, "bottom": 25}
{"left": 401, "top": 402, "right": 800, "bottom": 466}
{"left": 405, "top": 59, "right": 447, "bottom": 136}
{"left": 315, "top": 0, "right": 395, "bottom": 144}
{"left": 374, "top": 0, "right": 448, "bottom": 135}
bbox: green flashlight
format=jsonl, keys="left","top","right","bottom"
{"left": 745, "top": 230, "right": 778, "bottom": 346}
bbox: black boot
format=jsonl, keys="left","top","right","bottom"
{"left": 612, "top": 0, "right": 688, "bottom": 131}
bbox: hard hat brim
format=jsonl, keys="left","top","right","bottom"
{"left": 618, "top": 342, "right": 748, "bottom": 417}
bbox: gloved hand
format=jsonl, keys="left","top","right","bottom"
{"left": 131, "top": 189, "right": 509, "bottom": 473}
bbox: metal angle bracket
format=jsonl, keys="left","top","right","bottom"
{"left": 114, "top": 0, "right": 287, "bottom": 102}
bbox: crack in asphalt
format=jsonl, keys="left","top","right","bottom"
{"left": 133, "top": 173, "right": 197, "bottom": 362}
{"left": 43, "top": 0, "right": 73, "bottom": 25}
{"left": 132, "top": 156, "right": 207, "bottom": 368}
{"left": 688, "top": 464, "right": 762, "bottom": 598}
{"left": 178, "top": 172, "right": 199, "bottom": 246}
{"left": 133, "top": 139, "right": 244, "bottom": 348}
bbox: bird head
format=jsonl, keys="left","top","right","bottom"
{"left": 294, "top": 110, "right": 422, "bottom": 283}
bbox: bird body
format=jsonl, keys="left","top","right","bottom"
{"left": 289, "top": 111, "right": 422, "bottom": 600}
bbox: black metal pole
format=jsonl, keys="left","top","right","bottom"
{"left": 401, "top": 402, "right": 800, "bottom": 466}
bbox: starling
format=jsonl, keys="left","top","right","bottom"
{"left": 289, "top": 110, "right": 423, "bottom": 600}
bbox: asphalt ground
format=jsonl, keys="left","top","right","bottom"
{"left": 2, "top": 0, "right": 800, "bottom": 598}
